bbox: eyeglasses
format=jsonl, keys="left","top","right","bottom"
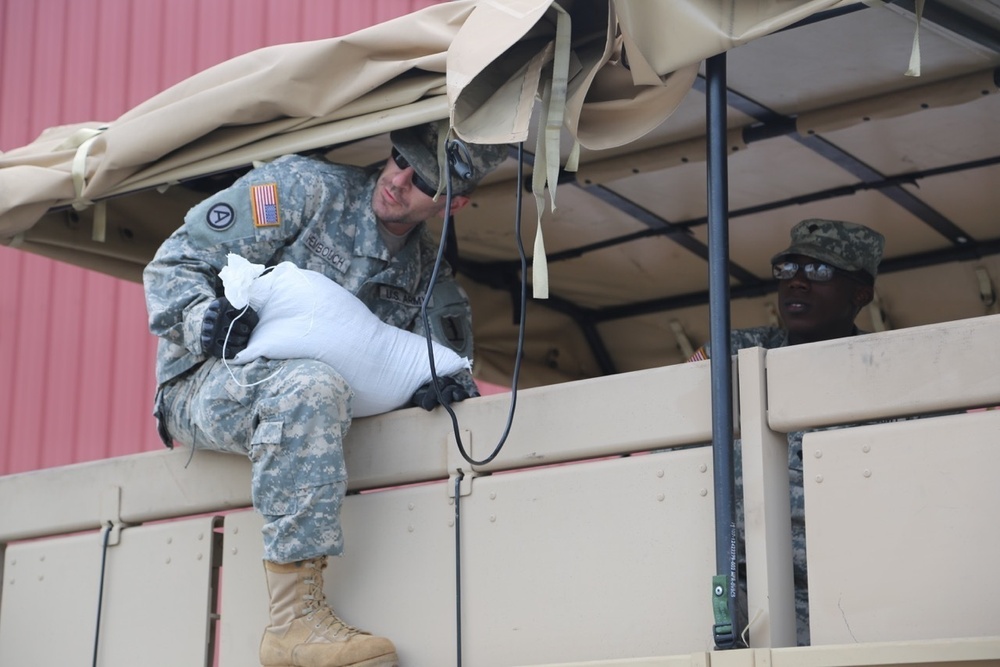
{"left": 772, "top": 261, "right": 838, "bottom": 282}
{"left": 390, "top": 148, "right": 438, "bottom": 198}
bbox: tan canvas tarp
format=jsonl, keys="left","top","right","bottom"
{"left": 21, "top": 0, "right": 997, "bottom": 390}
{"left": 0, "top": 0, "right": 857, "bottom": 248}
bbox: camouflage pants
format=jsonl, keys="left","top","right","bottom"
{"left": 157, "top": 357, "right": 354, "bottom": 563}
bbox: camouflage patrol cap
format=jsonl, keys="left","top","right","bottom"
{"left": 771, "top": 218, "right": 885, "bottom": 278}
{"left": 389, "top": 122, "right": 507, "bottom": 196}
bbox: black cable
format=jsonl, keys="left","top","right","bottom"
{"left": 453, "top": 470, "right": 465, "bottom": 667}
{"left": 92, "top": 522, "right": 113, "bottom": 667}
{"left": 420, "top": 142, "right": 529, "bottom": 467}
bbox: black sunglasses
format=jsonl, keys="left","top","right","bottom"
{"left": 390, "top": 148, "right": 438, "bottom": 198}
{"left": 772, "top": 261, "right": 871, "bottom": 285}
{"left": 772, "top": 261, "right": 837, "bottom": 282}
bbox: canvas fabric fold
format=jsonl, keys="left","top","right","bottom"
{"left": 2, "top": 0, "right": 854, "bottom": 267}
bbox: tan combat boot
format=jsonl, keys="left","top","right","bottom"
{"left": 260, "top": 557, "right": 399, "bottom": 667}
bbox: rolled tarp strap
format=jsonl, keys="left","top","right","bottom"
{"left": 52, "top": 125, "right": 109, "bottom": 212}
{"left": 863, "top": 0, "right": 924, "bottom": 77}
{"left": 527, "top": 2, "right": 571, "bottom": 300}
{"left": 531, "top": 78, "right": 552, "bottom": 300}
{"left": 905, "top": 0, "right": 925, "bottom": 77}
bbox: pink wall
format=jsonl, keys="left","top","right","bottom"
{"left": 0, "top": 0, "right": 443, "bottom": 475}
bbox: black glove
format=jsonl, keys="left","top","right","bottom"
{"left": 411, "top": 375, "right": 475, "bottom": 411}
{"left": 200, "top": 296, "right": 259, "bottom": 359}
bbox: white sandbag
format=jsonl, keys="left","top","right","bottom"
{"left": 219, "top": 254, "right": 471, "bottom": 417}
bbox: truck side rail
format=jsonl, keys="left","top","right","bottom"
{"left": 2, "top": 316, "right": 999, "bottom": 666}
{"left": 739, "top": 313, "right": 1000, "bottom": 653}
{"left": 1, "top": 361, "right": 723, "bottom": 666}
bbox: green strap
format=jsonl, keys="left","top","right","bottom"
{"left": 712, "top": 574, "right": 733, "bottom": 642}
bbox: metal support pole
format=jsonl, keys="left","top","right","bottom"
{"left": 705, "top": 51, "right": 741, "bottom": 650}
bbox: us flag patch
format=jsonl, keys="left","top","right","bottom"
{"left": 250, "top": 183, "right": 280, "bottom": 228}
{"left": 687, "top": 347, "right": 708, "bottom": 362}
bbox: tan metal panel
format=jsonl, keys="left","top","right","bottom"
{"left": 213, "top": 450, "right": 717, "bottom": 666}
{"left": 217, "top": 510, "right": 270, "bottom": 667}
{"left": 802, "top": 410, "right": 1000, "bottom": 645}
{"left": 316, "top": 447, "right": 715, "bottom": 667}
{"left": 0, "top": 516, "right": 218, "bottom": 667}
{"left": 459, "top": 449, "right": 717, "bottom": 666}
{"left": 769, "top": 637, "right": 1000, "bottom": 667}
{"left": 766, "top": 314, "right": 1000, "bottom": 432}
{"left": 1, "top": 360, "right": 717, "bottom": 542}
{"left": 516, "top": 638, "right": 1000, "bottom": 667}
{"left": 737, "top": 346, "right": 797, "bottom": 648}
{"left": 218, "top": 490, "right": 458, "bottom": 667}
{"left": 0, "top": 449, "right": 251, "bottom": 542}
{"left": 330, "top": 482, "right": 461, "bottom": 666}
{"left": 346, "top": 361, "right": 721, "bottom": 489}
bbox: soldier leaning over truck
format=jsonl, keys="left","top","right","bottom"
{"left": 144, "top": 122, "right": 506, "bottom": 667}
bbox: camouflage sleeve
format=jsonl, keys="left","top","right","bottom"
{"left": 391, "top": 229, "right": 477, "bottom": 395}
{"left": 685, "top": 327, "right": 784, "bottom": 362}
{"left": 142, "top": 155, "right": 320, "bottom": 355}
{"left": 408, "top": 274, "right": 478, "bottom": 396}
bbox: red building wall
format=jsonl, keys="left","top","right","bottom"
{"left": 0, "top": 0, "right": 443, "bottom": 475}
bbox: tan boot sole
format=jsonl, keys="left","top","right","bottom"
{"left": 264, "top": 651, "right": 399, "bottom": 667}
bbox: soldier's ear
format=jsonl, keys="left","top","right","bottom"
{"left": 853, "top": 284, "right": 874, "bottom": 310}
{"left": 447, "top": 195, "right": 470, "bottom": 215}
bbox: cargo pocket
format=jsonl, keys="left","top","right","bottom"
{"left": 248, "top": 420, "right": 299, "bottom": 517}
{"left": 153, "top": 385, "right": 173, "bottom": 448}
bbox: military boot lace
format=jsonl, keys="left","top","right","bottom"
{"left": 300, "top": 560, "right": 366, "bottom": 641}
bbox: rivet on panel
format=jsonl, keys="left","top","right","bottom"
{"left": 167, "top": 537, "right": 173, "bottom": 544}
{"left": 198, "top": 533, "right": 204, "bottom": 541}
{"left": 38, "top": 575, "right": 44, "bottom": 581}
{"left": 815, "top": 475, "right": 824, "bottom": 483}
{"left": 656, "top": 470, "right": 664, "bottom": 478}
{"left": 862, "top": 445, "right": 871, "bottom": 453}
{"left": 490, "top": 515, "right": 497, "bottom": 523}
{"left": 408, "top": 526, "right": 414, "bottom": 533}
{"left": 232, "top": 547, "right": 238, "bottom": 555}
{"left": 232, "top": 526, "right": 239, "bottom": 534}
{"left": 814, "top": 450, "right": 822, "bottom": 459}
{"left": 699, "top": 464, "right": 707, "bottom": 473}
{"left": 657, "top": 493, "right": 665, "bottom": 502}
{"left": 490, "top": 492, "right": 497, "bottom": 500}
{"left": 408, "top": 503, "right": 415, "bottom": 511}
{"left": 863, "top": 469, "right": 872, "bottom": 478}
{"left": 165, "top": 557, "right": 171, "bottom": 565}
{"left": 700, "top": 489, "right": 708, "bottom": 497}
{"left": 39, "top": 555, "right": 45, "bottom": 562}
{"left": 447, "top": 519, "right": 454, "bottom": 527}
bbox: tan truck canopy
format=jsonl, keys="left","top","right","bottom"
{"left": 1, "top": 0, "right": 998, "bottom": 387}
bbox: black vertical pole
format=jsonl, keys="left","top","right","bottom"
{"left": 705, "top": 52, "right": 741, "bottom": 650}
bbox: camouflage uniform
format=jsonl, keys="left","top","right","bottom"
{"left": 144, "top": 154, "right": 478, "bottom": 563}
{"left": 688, "top": 218, "right": 885, "bottom": 646}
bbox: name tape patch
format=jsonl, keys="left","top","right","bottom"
{"left": 378, "top": 285, "right": 423, "bottom": 307}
